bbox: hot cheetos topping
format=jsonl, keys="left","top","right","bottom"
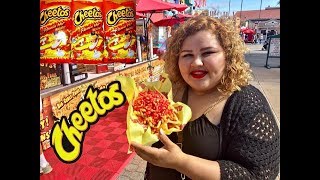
{"left": 116, "top": 73, "right": 192, "bottom": 153}
{"left": 133, "top": 90, "right": 179, "bottom": 134}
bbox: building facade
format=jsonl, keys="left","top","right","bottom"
{"left": 234, "top": 6, "right": 280, "bottom": 37}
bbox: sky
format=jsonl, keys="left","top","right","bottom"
{"left": 205, "top": 0, "right": 279, "bottom": 14}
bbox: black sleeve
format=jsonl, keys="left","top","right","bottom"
{"left": 217, "top": 85, "right": 280, "bottom": 180}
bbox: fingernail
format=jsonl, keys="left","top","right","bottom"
{"left": 159, "top": 128, "right": 164, "bottom": 135}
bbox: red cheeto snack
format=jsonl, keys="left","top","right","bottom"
{"left": 133, "top": 90, "right": 180, "bottom": 134}
{"left": 71, "top": 0, "right": 104, "bottom": 64}
{"left": 103, "top": 0, "right": 136, "bottom": 64}
{"left": 116, "top": 73, "right": 192, "bottom": 153}
{"left": 40, "top": 0, "right": 72, "bottom": 63}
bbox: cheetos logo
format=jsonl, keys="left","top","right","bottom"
{"left": 73, "top": 6, "right": 102, "bottom": 26}
{"left": 40, "top": 6, "right": 70, "bottom": 26}
{"left": 106, "top": 7, "right": 134, "bottom": 26}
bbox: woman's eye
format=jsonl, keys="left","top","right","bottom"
{"left": 182, "top": 54, "right": 192, "bottom": 58}
{"left": 203, "top": 51, "right": 214, "bottom": 56}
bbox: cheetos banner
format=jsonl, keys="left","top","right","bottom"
{"left": 49, "top": 73, "right": 116, "bottom": 120}
{"left": 103, "top": 0, "right": 137, "bottom": 64}
{"left": 71, "top": 0, "right": 104, "bottom": 64}
{"left": 49, "top": 60, "right": 164, "bottom": 121}
{"left": 40, "top": 0, "right": 72, "bottom": 64}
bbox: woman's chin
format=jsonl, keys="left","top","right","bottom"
{"left": 189, "top": 82, "right": 211, "bottom": 92}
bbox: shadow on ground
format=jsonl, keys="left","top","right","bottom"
{"left": 245, "top": 52, "right": 280, "bottom": 69}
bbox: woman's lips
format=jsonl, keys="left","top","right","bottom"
{"left": 190, "top": 70, "right": 207, "bottom": 79}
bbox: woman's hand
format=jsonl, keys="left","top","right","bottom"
{"left": 131, "top": 129, "right": 185, "bottom": 169}
{"left": 132, "top": 129, "right": 222, "bottom": 180}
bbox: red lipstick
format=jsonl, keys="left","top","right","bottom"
{"left": 190, "top": 70, "right": 207, "bottom": 79}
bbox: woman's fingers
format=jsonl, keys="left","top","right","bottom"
{"left": 136, "top": 149, "right": 159, "bottom": 165}
{"left": 131, "top": 141, "right": 159, "bottom": 158}
{"left": 131, "top": 138, "right": 182, "bottom": 169}
{"left": 131, "top": 141, "right": 161, "bottom": 164}
{"left": 158, "top": 129, "right": 175, "bottom": 148}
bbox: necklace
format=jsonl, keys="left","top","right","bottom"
{"left": 187, "top": 87, "right": 228, "bottom": 116}
{"left": 203, "top": 95, "right": 228, "bottom": 115}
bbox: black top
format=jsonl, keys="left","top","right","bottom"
{"left": 182, "top": 114, "right": 221, "bottom": 162}
{"left": 145, "top": 85, "right": 280, "bottom": 180}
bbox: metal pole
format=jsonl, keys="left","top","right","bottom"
{"left": 239, "top": 0, "right": 243, "bottom": 23}
{"left": 265, "top": 37, "right": 271, "bottom": 69}
{"left": 259, "top": 0, "right": 263, "bottom": 19}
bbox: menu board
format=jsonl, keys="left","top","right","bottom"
{"left": 265, "top": 35, "right": 280, "bottom": 69}
{"left": 268, "top": 37, "right": 280, "bottom": 57}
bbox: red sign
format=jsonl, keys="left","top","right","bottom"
{"left": 40, "top": 97, "right": 55, "bottom": 150}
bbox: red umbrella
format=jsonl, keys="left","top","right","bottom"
{"left": 136, "top": 0, "right": 188, "bottom": 59}
{"left": 136, "top": 0, "right": 188, "bottom": 13}
{"left": 152, "top": 13, "right": 193, "bottom": 27}
{"left": 136, "top": 12, "right": 146, "bottom": 19}
{"left": 241, "top": 28, "right": 255, "bottom": 34}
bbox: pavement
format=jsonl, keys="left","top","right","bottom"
{"left": 245, "top": 44, "right": 280, "bottom": 127}
{"left": 116, "top": 43, "right": 280, "bottom": 180}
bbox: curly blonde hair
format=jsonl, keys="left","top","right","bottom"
{"left": 164, "top": 15, "right": 252, "bottom": 98}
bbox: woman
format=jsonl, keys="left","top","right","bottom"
{"left": 131, "top": 16, "right": 280, "bottom": 180}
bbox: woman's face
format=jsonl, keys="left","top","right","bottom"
{"left": 178, "top": 30, "right": 226, "bottom": 95}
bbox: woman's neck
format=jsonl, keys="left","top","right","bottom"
{"left": 187, "top": 86, "right": 228, "bottom": 122}
{"left": 189, "top": 87, "right": 221, "bottom": 97}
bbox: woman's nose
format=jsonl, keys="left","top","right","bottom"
{"left": 191, "top": 56, "right": 203, "bottom": 67}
